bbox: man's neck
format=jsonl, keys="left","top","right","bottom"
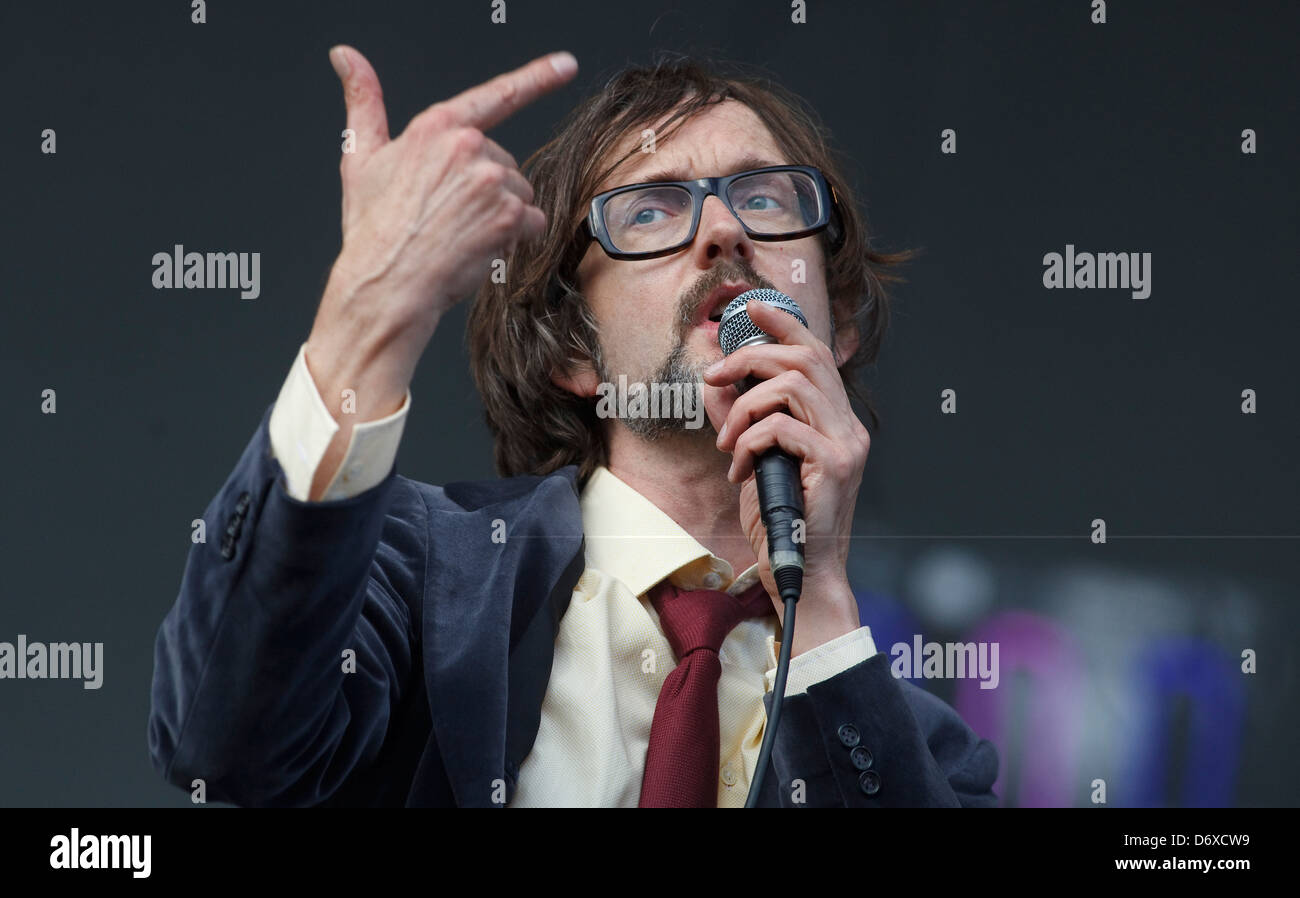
{"left": 605, "top": 425, "right": 758, "bottom": 577}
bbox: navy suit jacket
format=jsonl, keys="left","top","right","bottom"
{"left": 149, "top": 404, "right": 999, "bottom": 807}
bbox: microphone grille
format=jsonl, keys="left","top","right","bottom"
{"left": 717, "top": 288, "right": 808, "bottom": 356}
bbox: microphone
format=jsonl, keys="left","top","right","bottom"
{"left": 717, "top": 288, "right": 807, "bottom": 604}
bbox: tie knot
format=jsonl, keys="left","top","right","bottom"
{"left": 647, "top": 579, "right": 774, "bottom": 660}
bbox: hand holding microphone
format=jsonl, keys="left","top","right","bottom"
{"left": 716, "top": 289, "right": 811, "bottom": 604}
{"left": 703, "top": 290, "right": 869, "bottom": 656}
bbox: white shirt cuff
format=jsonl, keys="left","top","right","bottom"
{"left": 765, "top": 626, "right": 877, "bottom": 696}
{"left": 268, "top": 342, "right": 410, "bottom": 502}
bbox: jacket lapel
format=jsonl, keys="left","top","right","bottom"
{"left": 419, "top": 467, "right": 584, "bottom": 807}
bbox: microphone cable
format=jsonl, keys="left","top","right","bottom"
{"left": 744, "top": 593, "right": 797, "bottom": 807}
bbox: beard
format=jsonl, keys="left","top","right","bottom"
{"left": 593, "top": 328, "right": 712, "bottom": 441}
{"left": 593, "top": 258, "right": 776, "bottom": 441}
{"left": 621, "top": 338, "right": 710, "bottom": 441}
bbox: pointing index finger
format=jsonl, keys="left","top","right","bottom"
{"left": 443, "top": 52, "right": 578, "bottom": 131}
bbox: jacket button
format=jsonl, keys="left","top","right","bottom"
{"left": 220, "top": 537, "right": 235, "bottom": 560}
{"left": 859, "top": 770, "right": 881, "bottom": 796}
{"left": 837, "top": 724, "right": 860, "bottom": 747}
{"left": 850, "top": 746, "right": 873, "bottom": 770}
{"left": 235, "top": 492, "right": 251, "bottom": 513}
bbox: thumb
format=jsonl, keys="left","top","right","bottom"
{"left": 330, "top": 45, "right": 390, "bottom": 160}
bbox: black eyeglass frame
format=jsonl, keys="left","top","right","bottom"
{"left": 582, "top": 164, "right": 846, "bottom": 261}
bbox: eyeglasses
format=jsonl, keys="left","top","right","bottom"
{"left": 582, "top": 165, "right": 845, "bottom": 260}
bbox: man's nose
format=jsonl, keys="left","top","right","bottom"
{"left": 691, "top": 194, "right": 755, "bottom": 265}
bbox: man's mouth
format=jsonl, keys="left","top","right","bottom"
{"left": 698, "top": 282, "right": 757, "bottom": 326}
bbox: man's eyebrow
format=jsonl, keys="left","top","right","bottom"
{"left": 629, "top": 154, "right": 786, "bottom": 185}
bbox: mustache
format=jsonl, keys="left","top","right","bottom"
{"left": 676, "top": 261, "right": 777, "bottom": 329}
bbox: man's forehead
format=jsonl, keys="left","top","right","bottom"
{"left": 597, "top": 99, "right": 788, "bottom": 191}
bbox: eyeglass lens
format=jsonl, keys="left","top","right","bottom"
{"left": 602, "top": 170, "right": 823, "bottom": 255}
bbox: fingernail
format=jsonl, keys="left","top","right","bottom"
{"left": 716, "top": 421, "right": 729, "bottom": 445}
{"left": 550, "top": 52, "right": 578, "bottom": 77}
{"left": 329, "top": 46, "right": 350, "bottom": 79}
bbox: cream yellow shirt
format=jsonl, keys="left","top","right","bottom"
{"left": 268, "top": 343, "right": 877, "bottom": 807}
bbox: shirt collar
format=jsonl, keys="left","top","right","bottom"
{"left": 580, "top": 466, "right": 761, "bottom": 598}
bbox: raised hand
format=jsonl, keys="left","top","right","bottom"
{"left": 302, "top": 47, "right": 578, "bottom": 498}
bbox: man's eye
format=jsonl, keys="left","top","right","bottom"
{"left": 628, "top": 207, "right": 671, "bottom": 226}
{"left": 738, "top": 194, "right": 781, "bottom": 211}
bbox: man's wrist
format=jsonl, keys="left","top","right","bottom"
{"left": 301, "top": 335, "right": 410, "bottom": 425}
{"left": 304, "top": 266, "right": 427, "bottom": 422}
{"left": 787, "top": 572, "right": 860, "bottom": 657}
{"left": 316, "top": 256, "right": 443, "bottom": 364}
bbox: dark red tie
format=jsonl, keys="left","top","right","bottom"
{"left": 638, "top": 578, "right": 776, "bottom": 808}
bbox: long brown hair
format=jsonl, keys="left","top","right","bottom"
{"left": 467, "top": 53, "right": 914, "bottom": 483}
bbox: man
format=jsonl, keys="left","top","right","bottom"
{"left": 148, "top": 46, "right": 999, "bottom": 807}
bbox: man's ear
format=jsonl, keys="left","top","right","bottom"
{"left": 551, "top": 356, "right": 601, "bottom": 398}
{"left": 830, "top": 297, "right": 860, "bottom": 365}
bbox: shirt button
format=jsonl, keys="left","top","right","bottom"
{"left": 720, "top": 765, "right": 738, "bottom": 787}
{"left": 702, "top": 572, "right": 723, "bottom": 590}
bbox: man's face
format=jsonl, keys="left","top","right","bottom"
{"left": 572, "top": 100, "right": 837, "bottom": 437}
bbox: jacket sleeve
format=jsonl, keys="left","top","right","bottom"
{"left": 765, "top": 652, "right": 1000, "bottom": 807}
{"left": 148, "top": 403, "right": 427, "bottom": 807}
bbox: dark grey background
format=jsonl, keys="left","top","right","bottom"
{"left": 2, "top": 0, "right": 1296, "bottom": 806}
